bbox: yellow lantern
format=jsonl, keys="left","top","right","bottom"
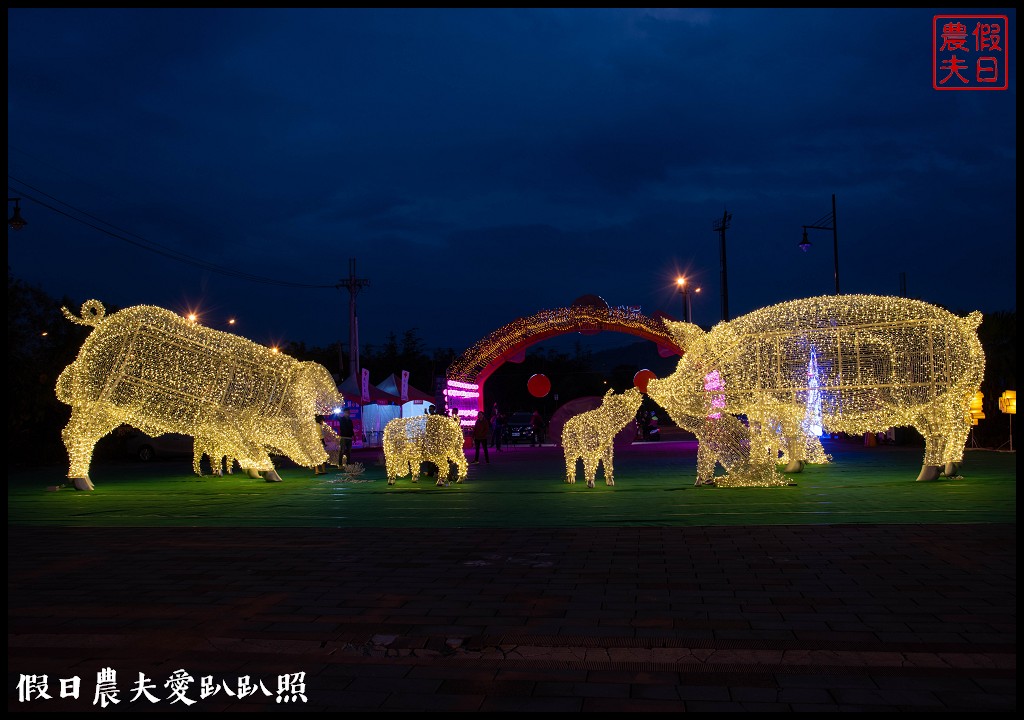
{"left": 997, "top": 390, "right": 1015, "bottom": 452}
{"left": 969, "top": 391, "right": 985, "bottom": 425}
{"left": 998, "top": 390, "right": 1016, "bottom": 415}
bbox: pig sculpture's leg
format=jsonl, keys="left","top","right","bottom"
{"left": 915, "top": 402, "right": 969, "bottom": 481}
{"left": 196, "top": 437, "right": 240, "bottom": 476}
{"left": 783, "top": 457, "right": 806, "bottom": 474}
{"left": 564, "top": 452, "right": 577, "bottom": 484}
{"left": 206, "top": 454, "right": 228, "bottom": 476}
{"left": 695, "top": 438, "right": 716, "bottom": 485}
{"left": 232, "top": 439, "right": 276, "bottom": 481}
{"left": 383, "top": 436, "right": 400, "bottom": 484}
{"left": 62, "top": 407, "right": 120, "bottom": 490}
{"left": 192, "top": 435, "right": 219, "bottom": 476}
{"left": 583, "top": 455, "right": 599, "bottom": 489}
{"left": 239, "top": 464, "right": 281, "bottom": 481}
{"left": 434, "top": 454, "right": 450, "bottom": 486}
{"left": 779, "top": 419, "right": 807, "bottom": 474}
{"left": 746, "top": 418, "right": 780, "bottom": 469}
{"left": 452, "top": 453, "right": 468, "bottom": 483}
{"left": 207, "top": 453, "right": 227, "bottom": 476}
{"left": 694, "top": 414, "right": 733, "bottom": 485}
{"left": 196, "top": 424, "right": 272, "bottom": 481}
{"left": 602, "top": 445, "right": 615, "bottom": 486}
{"left": 941, "top": 402, "right": 970, "bottom": 478}
{"left": 704, "top": 414, "right": 784, "bottom": 486}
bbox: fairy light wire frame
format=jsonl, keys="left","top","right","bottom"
{"left": 562, "top": 388, "right": 643, "bottom": 488}
{"left": 382, "top": 414, "right": 467, "bottom": 486}
{"left": 56, "top": 300, "right": 342, "bottom": 490}
{"left": 647, "top": 294, "right": 985, "bottom": 484}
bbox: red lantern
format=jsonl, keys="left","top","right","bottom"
{"left": 633, "top": 369, "right": 656, "bottom": 394}
{"left": 528, "top": 373, "right": 551, "bottom": 398}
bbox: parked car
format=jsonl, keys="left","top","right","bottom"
{"left": 122, "top": 430, "right": 193, "bottom": 462}
{"left": 504, "top": 412, "right": 535, "bottom": 445}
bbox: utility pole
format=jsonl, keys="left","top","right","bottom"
{"left": 713, "top": 209, "right": 732, "bottom": 322}
{"left": 337, "top": 258, "right": 369, "bottom": 379}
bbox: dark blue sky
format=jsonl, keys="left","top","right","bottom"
{"left": 7, "top": 8, "right": 1017, "bottom": 359}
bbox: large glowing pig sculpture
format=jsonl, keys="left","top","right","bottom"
{"left": 56, "top": 300, "right": 343, "bottom": 490}
{"left": 647, "top": 295, "right": 985, "bottom": 483}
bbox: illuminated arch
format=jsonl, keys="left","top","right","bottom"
{"left": 444, "top": 298, "right": 683, "bottom": 424}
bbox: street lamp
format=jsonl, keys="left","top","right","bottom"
{"left": 799, "top": 193, "right": 839, "bottom": 294}
{"left": 8, "top": 197, "right": 27, "bottom": 231}
{"left": 676, "top": 276, "right": 701, "bottom": 324}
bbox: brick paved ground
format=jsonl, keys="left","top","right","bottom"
{"left": 8, "top": 523, "right": 1015, "bottom": 712}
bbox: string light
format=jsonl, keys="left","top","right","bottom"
{"left": 443, "top": 380, "right": 480, "bottom": 428}
{"left": 562, "top": 388, "right": 643, "bottom": 488}
{"left": 447, "top": 304, "right": 682, "bottom": 385}
{"left": 685, "top": 411, "right": 791, "bottom": 487}
{"left": 648, "top": 294, "right": 985, "bottom": 484}
{"left": 383, "top": 415, "right": 468, "bottom": 486}
{"left": 55, "top": 300, "right": 343, "bottom": 490}
{"left": 445, "top": 303, "right": 682, "bottom": 425}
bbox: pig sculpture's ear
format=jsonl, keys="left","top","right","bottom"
{"left": 663, "top": 320, "right": 705, "bottom": 353}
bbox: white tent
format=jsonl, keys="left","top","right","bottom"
{"left": 359, "top": 403, "right": 402, "bottom": 445}
{"left": 336, "top": 374, "right": 403, "bottom": 447}
{"left": 376, "top": 373, "right": 437, "bottom": 417}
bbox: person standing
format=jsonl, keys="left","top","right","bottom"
{"left": 530, "top": 410, "right": 545, "bottom": 446}
{"left": 647, "top": 411, "right": 660, "bottom": 441}
{"left": 314, "top": 415, "right": 339, "bottom": 475}
{"left": 472, "top": 412, "right": 491, "bottom": 464}
{"left": 491, "top": 403, "right": 503, "bottom": 451}
{"left": 337, "top": 408, "right": 355, "bottom": 466}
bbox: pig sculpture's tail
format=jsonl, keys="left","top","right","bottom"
{"left": 61, "top": 300, "right": 106, "bottom": 327}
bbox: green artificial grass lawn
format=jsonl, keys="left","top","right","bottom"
{"left": 7, "top": 439, "right": 1016, "bottom": 528}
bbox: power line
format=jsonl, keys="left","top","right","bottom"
{"left": 7, "top": 175, "right": 338, "bottom": 289}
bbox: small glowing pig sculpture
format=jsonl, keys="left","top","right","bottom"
{"left": 56, "top": 301, "right": 343, "bottom": 490}
{"left": 383, "top": 414, "right": 468, "bottom": 486}
{"left": 562, "top": 387, "right": 643, "bottom": 488}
